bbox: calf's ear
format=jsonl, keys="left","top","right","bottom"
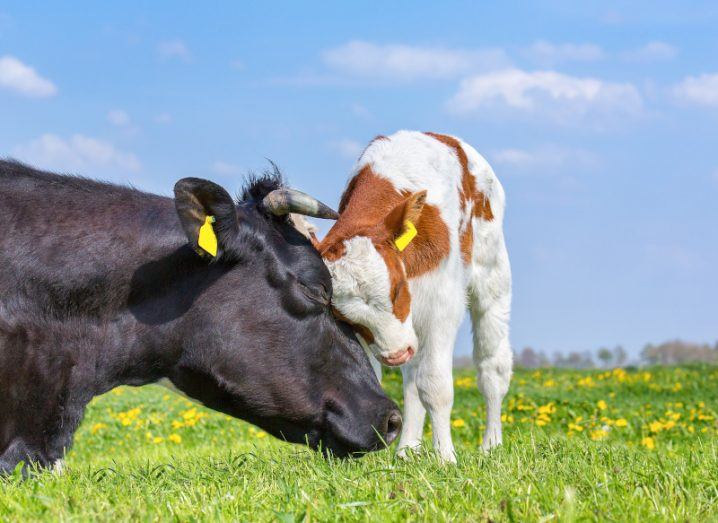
{"left": 384, "top": 191, "right": 427, "bottom": 251}
{"left": 174, "top": 178, "right": 239, "bottom": 258}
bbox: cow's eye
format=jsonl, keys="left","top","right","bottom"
{"left": 298, "top": 280, "right": 329, "bottom": 304}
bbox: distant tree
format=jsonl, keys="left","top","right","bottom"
{"left": 597, "top": 347, "right": 613, "bottom": 368}
{"left": 554, "top": 351, "right": 594, "bottom": 369}
{"left": 514, "top": 347, "right": 551, "bottom": 369}
{"left": 517, "top": 347, "right": 539, "bottom": 368}
{"left": 641, "top": 339, "right": 718, "bottom": 365}
{"left": 642, "top": 343, "right": 657, "bottom": 364}
{"left": 613, "top": 346, "right": 627, "bottom": 367}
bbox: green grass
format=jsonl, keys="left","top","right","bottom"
{"left": 1, "top": 366, "right": 717, "bottom": 521}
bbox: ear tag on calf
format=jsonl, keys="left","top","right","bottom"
{"left": 394, "top": 220, "right": 418, "bottom": 252}
{"left": 198, "top": 215, "right": 218, "bottom": 256}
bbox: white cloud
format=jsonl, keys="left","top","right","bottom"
{"left": 0, "top": 55, "right": 57, "bottom": 97}
{"left": 322, "top": 40, "right": 510, "bottom": 81}
{"left": 211, "top": 161, "right": 242, "bottom": 176}
{"left": 107, "top": 109, "right": 131, "bottom": 127}
{"left": 672, "top": 73, "right": 718, "bottom": 107}
{"left": 492, "top": 148, "right": 535, "bottom": 166}
{"left": 330, "top": 139, "right": 363, "bottom": 159}
{"left": 491, "top": 146, "right": 597, "bottom": 170}
{"left": 447, "top": 68, "right": 642, "bottom": 124}
{"left": 230, "top": 59, "right": 245, "bottom": 70}
{"left": 622, "top": 41, "right": 678, "bottom": 62}
{"left": 12, "top": 134, "right": 140, "bottom": 173}
{"left": 157, "top": 39, "right": 191, "bottom": 62}
{"left": 523, "top": 40, "right": 604, "bottom": 66}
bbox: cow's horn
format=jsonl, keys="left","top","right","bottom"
{"left": 262, "top": 189, "right": 339, "bottom": 219}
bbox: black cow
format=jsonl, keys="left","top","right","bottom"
{"left": 0, "top": 160, "right": 401, "bottom": 473}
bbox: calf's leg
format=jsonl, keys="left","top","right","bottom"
{"left": 415, "top": 331, "right": 459, "bottom": 463}
{"left": 469, "top": 233, "right": 512, "bottom": 451}
{"left": 396, "top": 360, "right": 426, "bottom": 456}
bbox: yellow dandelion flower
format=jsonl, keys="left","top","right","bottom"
{"left": 568, "top": 423, "right": 584, "bottom": 432}
{"left": 91, "top": 422, "right": 107, "bottom": 435}
{"left": 641, "top": 437, "right": 655, "bottom": 449}
{"left": 452, "top": 418, "right": 466, "bottom": 428}
{"left": 543, "top": 379, "right": 557, "bottom": 388}
{"left": 590, "top": 429, "right": 609, "bottom": 441}
{"left": 615, "top": 419, "right": 628, "bottom": 428}
{"left": 597, "top": 400, "right": 608, "bottom": 411}
{"left": 649, "top": 421, "right": 663, "bottom": 433}
{"left": 168, "top": 434, "right": 182, "bottom": 444}
{"left": 537, "top": 403, "right": 556, "bottom": 415}
{"left": 455, "top": 377, "right": 474, "bottom": 389}
{"left": 256, "top": 431, "right": 268, "bottom": 439}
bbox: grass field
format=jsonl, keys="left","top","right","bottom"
{"left": 1, "top": 365, "right": 717, "bottom": 521}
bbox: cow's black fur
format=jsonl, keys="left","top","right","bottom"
{"left": 0, "top": 160, "right": 400, "bottom": 473}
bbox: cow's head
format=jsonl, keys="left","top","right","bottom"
{"left": 318, "top": 190, "right": 427, "bottom": 367}
{"left": 165, "top": 173, "right": 401, "bottom": 457}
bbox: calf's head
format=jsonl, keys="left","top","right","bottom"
{"left": 319, "top": 191, "right": 427, "bottom": 367}
{"left": 164, "top": 175, "right": 401, "bottom": 457}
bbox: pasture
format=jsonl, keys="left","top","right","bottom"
{"left": 1, "top": 365, "right": 716, "bottom": 521}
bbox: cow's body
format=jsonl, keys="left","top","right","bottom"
{"left": 319, "top": 131, "right": 512, "bottom": 462}
{"left": 0, "top": 160, "right": 400, "bottom": 473}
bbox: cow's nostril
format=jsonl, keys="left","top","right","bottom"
{"left": 384, "top": 410, "right": 403, "bottom": 446}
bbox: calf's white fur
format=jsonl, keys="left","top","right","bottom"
{"left": 319, "top": 131, "right": 513, "bottom": 462}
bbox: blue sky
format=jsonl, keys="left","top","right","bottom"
{"left": 1, "top": 1, "right": 716, "bottom": 357}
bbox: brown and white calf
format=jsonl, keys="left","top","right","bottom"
{"left": 318, "top": 130, "right": 512, "bottom": 462}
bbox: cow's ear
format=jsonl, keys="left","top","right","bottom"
{"left": 384, "top": 191, "right": 426, "bottom": 252}
{"left": 174, "top": 178, "right": 239, "bottom": 258}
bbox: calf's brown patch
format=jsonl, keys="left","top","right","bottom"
{"left": 323, "top": 166, "right": 450, "bottom": 280}
{"left": 320, "top": 164, "right": 450, "bottom": 322}
{"left": 424, "top": 132, "right": 494, "bottom": 264}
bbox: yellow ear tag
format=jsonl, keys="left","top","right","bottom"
{"left": 198, "top": 215, "right": 218, "bottom": 256}
{"left": 394, "top": 220, "right": 417, "bottom": 252}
